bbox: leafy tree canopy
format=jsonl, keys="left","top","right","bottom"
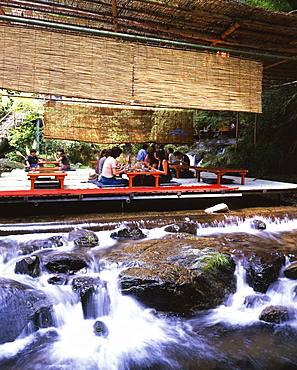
{"left": 241, "top": 0, "right": 293, "bottom": 11}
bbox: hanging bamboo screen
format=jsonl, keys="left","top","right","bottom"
{"left": 43, "top": 102, "right": 194, "bottom": 144}
{"left": 0, "top": 24, "right": 262, "bottom": 113}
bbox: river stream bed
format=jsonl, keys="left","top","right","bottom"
{"left": 0, "top": 213, "right": 297, "bottom": 369}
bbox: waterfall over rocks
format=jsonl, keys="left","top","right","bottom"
{"left": 0, "top": 216, "right": 297, "bottom": 369}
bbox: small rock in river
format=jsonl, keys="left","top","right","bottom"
{"left": 205, "top": 203, "right": 229, "bottom": 214}
{"left": 250, "top": 219, "right": 266, "bottom": 230}
{"left": 93, "top": 320, "right": 109, "bottom": 337}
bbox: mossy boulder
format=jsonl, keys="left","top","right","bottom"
{"left": 106, "top": 237, "right": 236, "bottom": 314}
{"left": 68, "top": 228, "right": 99, "bottom": 248}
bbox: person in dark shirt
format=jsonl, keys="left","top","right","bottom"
{"left": 25, "top": 149, "right": 39, "bottom": 171}
{"left": 156, "top": 149, "right": 172, "bottom": 183}
{"left": 173, "top": 151, "right": 194, "bottom": 178}
{"left": 57, "top": 149, "right": 70, "bottom": 171}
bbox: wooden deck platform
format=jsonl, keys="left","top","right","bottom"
{"left": 0, "top": 169, "right": 296, "bottom": 205}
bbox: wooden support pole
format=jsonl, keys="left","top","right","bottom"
{"left": 111, "top": 0, "right": 118, "bottom": 31}
{"left": 235, "top": 112, "right": 239, "bottom": 150}
{"left": 253, "top": 113, "right": 257, "bottom": 145}
{"left": 0, "top": 6, "right": 5, "bottom": 14}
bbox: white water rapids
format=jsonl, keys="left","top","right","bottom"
{"left": 0, "top": 215, "right": 297, "bottom": 369}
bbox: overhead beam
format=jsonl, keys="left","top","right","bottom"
{"left": 0, "top": 14, "right": 297, "bottom": 61}
{"left": 264, "top": 60, "right": 289, "bottom": 70}
{"left": 2, "top": 5, "right": 297, "bottom": 57}
{"left": 211, "top": 22, "right": 240, "bottom": 46}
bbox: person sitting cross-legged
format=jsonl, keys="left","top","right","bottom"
{"left": 156, "top": 149, "right": 172, "bottom": 183}
{"left": 56, "top": 149, "right": 71, "bottom": 171}
{"left": 25, "top": 149, "right": 39, "bottom": 171}
{"left": 100, "top": 147, "right": 128, "bottom": 186}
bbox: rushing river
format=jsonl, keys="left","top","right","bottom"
{"left": 0, "top": 215, "right": 297, "bottom": 370}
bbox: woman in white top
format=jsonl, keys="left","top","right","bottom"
{"left": 100, "top": 147, "right": 128, "bottom": 186}
{"left": 95, "top": 149, "right": 109, "bottom": 179}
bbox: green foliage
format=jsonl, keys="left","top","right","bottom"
{"left": 0, "top": 95, "right": 13, "bottom": 120}
{"left": 202, "top": 253, "right": 229, "bottom": 272}
{"left": 194, "top": 111, "right": 236, "bottom": 135}
{"left": 44, "top": 139, "right": 100, "bottom": 164}
{"left": 3, "top": 96, "right": 100, "bottom": 165}
{"left": 7, "top": 99, "right": 43, "bottom": 160}
{"left": 242, "top": 0, "right": 292, "bottom": 11}
{"left": 204, "top": 84, "right": 297, "bottom": 179}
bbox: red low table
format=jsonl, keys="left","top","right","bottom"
{"left": 126, "top": 170, "right": 161, "bottom": 189}
{"left": 27, "top": 171, "right": 67, "bottom": 190}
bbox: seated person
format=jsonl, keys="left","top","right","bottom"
{"left": 25, "top": 149, "right": 39, "bottom": 171}
{"left": 156, "top": 149, "right": 172, "bottom": 183}
{"left": 136, "top": 144, "right": 148, "bottom": 162}
{"left": 173, "top": 151, "right": 194, "bottom": 178}
{"left": 100, "top": 147, "right": 128, "bottom": 186}
{"left": 144, "top": 146, "right": 158, "bottom": 169}
{"left": 57, "top": 149, "right": 70, "bottom": 171}
{"left": 167, "top": 147, "right": 176, "bottom": 164}
{"left": 95, "top": 149, "right": 109, "bottom": 178}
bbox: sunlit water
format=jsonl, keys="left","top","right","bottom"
{"left": 0, "top": 216, "right": 297, "bottom": 369}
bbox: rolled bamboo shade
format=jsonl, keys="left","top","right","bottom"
{"left": 44, "top": 101, "right": 194, "bottom": 144}
{"left": 0, "top": 24, "right": 262, "bottom": 113}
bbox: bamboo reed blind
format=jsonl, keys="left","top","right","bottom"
{"left": 44, "top": 102, "right": 194, "bottom": 144}
{"left": 0, "top": 24, "right": 262, "bottom": 113}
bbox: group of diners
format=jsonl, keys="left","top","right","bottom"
{"left": 25, "top": 148, "right": 71, "bottom": 171}
{"left": 93, "top": 144, "right": 194, "bottom": 187}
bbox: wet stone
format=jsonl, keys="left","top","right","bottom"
{"left": 20, "top": 236, "right": 64, "bottom": 255}
{"left": 68, "top": 228, "right": 99, "bottom": 248}
{"left": 93, "top": 320, "right": 108, "bottom": 337}
{"left": 284, "top": 261, "right": 297, "bottom": 279}
{"left": 110, "top": 227, "right": 146, "bottom": 240}
{"left": 47, "top": 275, "right": 68, "bottom": 285}
{"left": 44, "top": 252, "right": 88, "bottom": 274}
{"left": 250, "top": 219, "right": 266, "bottom": 230}
{"left": 259, "top": 305, "right": 291, "bottom": 324}
{"left": 245, "top": 252, "right": 285, "bottom": 293}
{"left": 164, "top": 222, "right": 197, "bottom": 235}
{"left": 0, "top": 277, "right": 53, "bottom": 344}
{"left": 72, "top": 276, "right": 102, "bottom": 297}
{"left": 15, "top": 256, "right": 41, "bottom": 278}
{"left": 244, "top": 294, "right": 271, "bottom": 308}
{"left": 72, "top": 276, "right": 106, "bottom": 319}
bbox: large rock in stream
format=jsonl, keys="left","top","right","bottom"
{"left": 42, "top": 251, "right": 88, "bottom": 274}
{"left": 68, "top": 228, "right": 99, "bottom": 248}
{"left": 106, "top": 237, "right": 236, "bottom": 314}
{"left": 164, "top": 222, "right": 197, "bottom": 235}
{"left": 72, "top": 276, "right": 110, "bottom": 319}
{"left": 244, "top": 252, "right": 285, "bottom": 293}
{"left": 259, "top": 305, "right": 291, "bottom": 324}
{"left": 15, "top": 256, "right": 41, "bottom": 277}
{"left": 110, "top": 227, "right": 146, "bottom": 240}
{"left": 0, "top": 278, "right": 53, "bottom": 344}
